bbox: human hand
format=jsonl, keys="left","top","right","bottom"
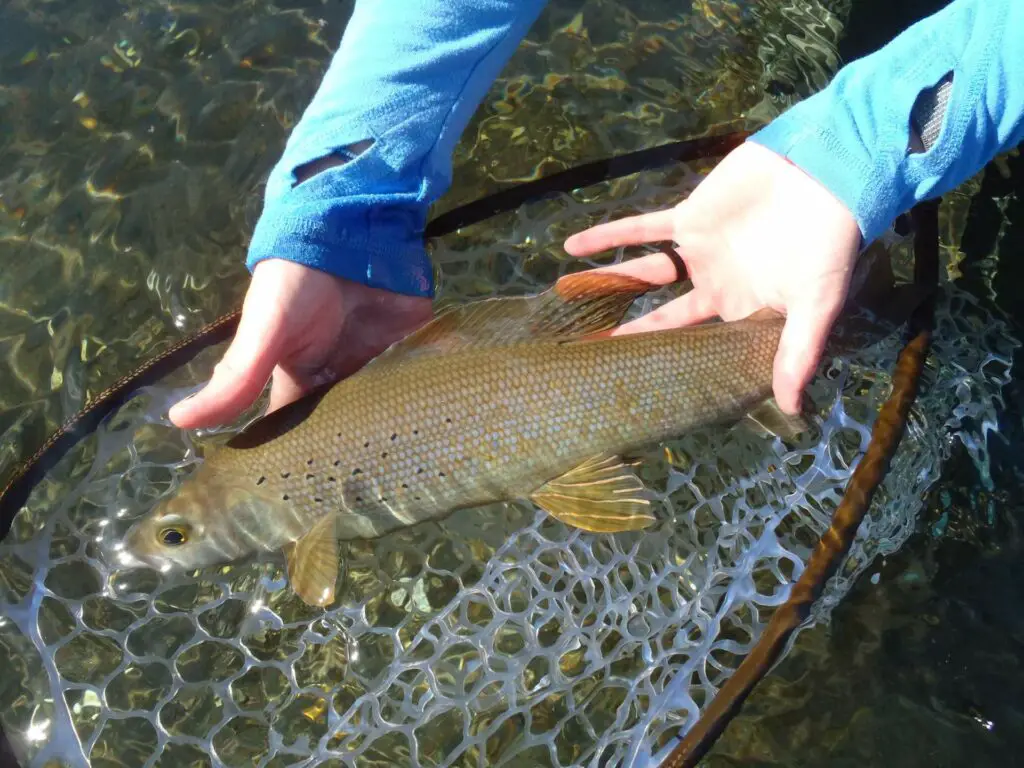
{"left": 563, "top": 141, "right": 862, "bottom": 415}
{"left": 168, "top": 258, "right": 433, "bottom": 430}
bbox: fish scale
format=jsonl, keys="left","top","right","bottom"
{"left": 123, "top": 273, "right": 789, "bottom": 606}
{"left": 206, "top": 312, "right": 782, "bottom": 539}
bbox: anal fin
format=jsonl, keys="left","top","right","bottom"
{"left": 530, "top": 453, "right": 656, "bottom": 533}
{"left": 283, "top": 515, "right": 339, "bottom": 607}
{"left": 742, "top": 397, "right": 810, "bottom": 441}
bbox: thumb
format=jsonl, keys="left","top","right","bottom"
{"left": 772, "top": 297, "right": 842, "bottom": 415}
{"left": 168, "top": 304, "right": 286, "bottom": 430}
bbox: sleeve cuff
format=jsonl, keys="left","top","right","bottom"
{"left": 747, "top": 0, "right": 1018, "bottom": 248}
{"left": 245, "top": 165, "right": 435, "bottom": 299}
{"left": 748, "top": 116, "right": 895, "bottom": 246}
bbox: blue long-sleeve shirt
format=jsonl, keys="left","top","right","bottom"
{"left": 246, "top": 0, "right": 549, "bottom": 298}
{"left": 246, "top": 0, "right": 1024, "bottom": 298}
{"left": 750, "top": 0, "right": 1024, "bottom": 246}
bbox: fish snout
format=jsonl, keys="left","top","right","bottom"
{"left": 110, "top": 544, "right": 147, "bottom": 570}
{"left": 107, "top": 525, "right": 160, "bottom": 571}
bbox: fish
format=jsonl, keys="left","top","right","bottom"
{"left": 120, "top": 270, "right": 810, "bottom": 607}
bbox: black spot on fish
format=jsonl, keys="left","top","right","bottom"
{"left": 352, "top": 468, "right": 362, "bottom": 476}
{"left": 390, "top": 433, "right": 397, "bottom": 441}
{"left": 445, "top": 418, "right": 452, "bottom": 424}
{"left": 413, "top": 429, "right": 419, "bottom": 435}
{"left": 417, "top": 468, "right": 424, "bottom": 475}
{"left": 226, "top": 385, "right": 329, "bottom": 449}
{"left": 379, "top": 496, "right": 387, "bottom": 502}
{"left": 282, "top": 494, "right": 290, "bottom": 501}
{"left": 439, "top": 471, "right": 446, "bottom": 478}
{"left": 363, "top": 441, "right": 370, "bottom": 448}
{"left": 328, "top": 476, "right": 336, "bottom": 483}
{"left": 305, "top": 473, "right": 315, "bottom": 480}
{"left": 256, "top": 476, "right": 266, "bottom": 486}
{"left": 314, "top": 497, "right": 323, "bottom": 503}
{"left": 307, "top": 458, "right": 314, "bottom": 466}
{"left": 401, "top": 483, "right": 409, "bottom": 489}
{"left": 381, "top": 452, "right": 388, "bottom": 459}
{"left": 281, "top": 472, "right": 290, "bottom": 479}
{"left": 334, "top": 460, "right": 341, "bottom": 467}
{"left": 355, "top": 496, "right": 363, "bottom": 502}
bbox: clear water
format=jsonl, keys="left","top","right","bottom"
{"left": 0, "top": 0, "right": 1022, "bottom": 766}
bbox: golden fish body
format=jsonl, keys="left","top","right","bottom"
{"left": 123, "top": 273, "right": 794, "bottom": 605}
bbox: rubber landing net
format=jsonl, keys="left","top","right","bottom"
{"left": 0, "top": 132, "right": 1016, "bottom": 767}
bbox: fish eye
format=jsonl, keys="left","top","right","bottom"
{"left": 158, "top": 526, "right": 189, "bottom": 547}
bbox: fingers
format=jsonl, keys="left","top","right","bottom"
{"left": 610, "top": 289, "right": 716, "bottom": 336}
{"left": 581, "top": 246, "right": 687, "bottom": 287}
{"left": 267, "top": 369, "right": 311, "bottom": 414}
{"left": 268, "top": 364, "right": 339, "bottom": 413}
{"left": 564, "top": 209, "right": 676, "bottom": 257}
{"left": 168, "top": 303, "right": 286, "bottom": 430}
{"left": 772, "top": 298, "right": 843, "bottom": 415}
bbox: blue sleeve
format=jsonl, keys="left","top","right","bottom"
{"left": 751, "top": 0, "right": 1024, "bottom": 246}
{"left": 245, "top": 0, "right": 549, "bottom": 298}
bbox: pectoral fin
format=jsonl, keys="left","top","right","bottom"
{"left": 530, "top": 453, "right": 656, "bottom": 533}
{"left": 741, "top": 397, "right": 810, "bottom": 441}
{"left": 283, "top": 516, "right": 339, "bottom": 607}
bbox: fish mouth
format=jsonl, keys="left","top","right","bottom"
{"left": 108, "top": 545, "right": 184, "bottom": 575}
{"left": 105, "top": 532, "right": 171, "bottom": 573}
{"left": 106, "top": 541, "right": 149, "bottom": 570}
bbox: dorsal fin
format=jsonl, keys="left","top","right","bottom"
{"left": 367, "top": 272, "right": 655, "bottom": 367}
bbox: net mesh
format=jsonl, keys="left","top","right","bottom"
{"left": 0, "top": 163, "right": 1017, "bottom": 768}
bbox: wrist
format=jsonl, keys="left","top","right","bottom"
{"left": 752, "top": 0, "right": 1023, "bottom": 247}
{"left": 247, "top": 177, "right": 435, "bottom": 298}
